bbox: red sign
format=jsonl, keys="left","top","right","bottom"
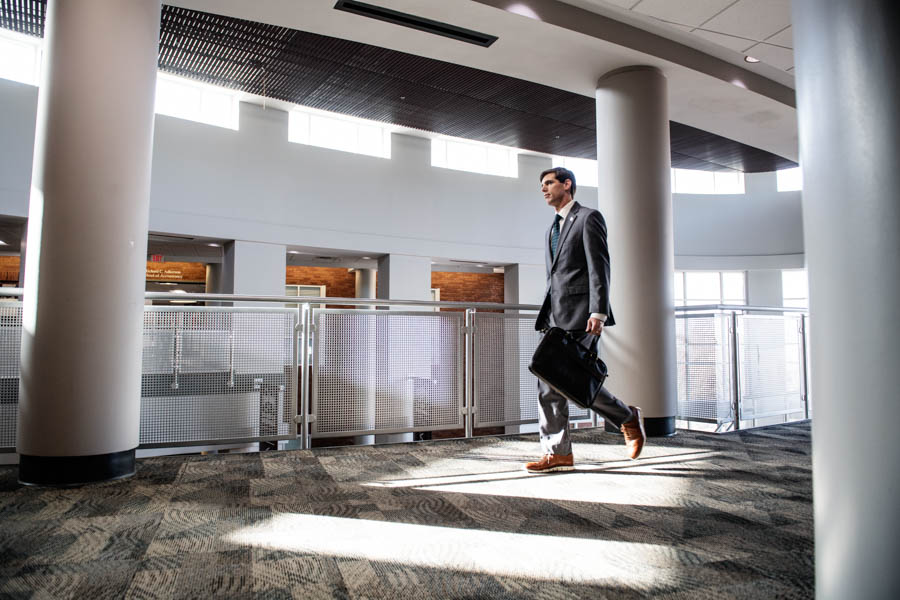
{"left": 150, "top": 254, "right": 164, "bottom": 263}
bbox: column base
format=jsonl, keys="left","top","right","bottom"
{"left": 605, "top": 416, "right": 676, "bottom": 437}
{"left": 18, "top": 449, "right": 136, "bottom": 487}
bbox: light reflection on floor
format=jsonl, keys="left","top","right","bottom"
{"left": 225, "top": 512, "right": 716, "bottom": 586}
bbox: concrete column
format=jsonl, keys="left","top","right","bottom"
{"left": 595, "top": 66, "right": 676, "bottom": 436}
{"left": 792, "top": 2, "right": 900, "bottom": 598}
{"left": 355, "top": 268, "right": 376, "bottom": 303}
{"left": 221, "top": 240, "right": 286, "bottom": 303}
{"left": 353, "top": 267, "right": 377, "bottom": 445}
{"left": 376, "top": 254, "right": 432, "bottom": 303}
{"left": 374, "top": 254, "right": 432, "bottom": 443}
{"left": 17, "top": 0, "right": 162, "bottom": 485}
{"left": 503, "top": 263, "right": 545, "bottom": 433}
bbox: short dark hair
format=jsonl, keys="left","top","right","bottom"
{"left": 539, "top": 167, "right": 576, "bottom": 197}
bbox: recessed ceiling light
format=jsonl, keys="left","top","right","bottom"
{"left": 744, "top": 55, "right": 760, "bottom": 63}
{"left": 0, "top": 240, "right": 7, "bottom": 245}
{"left": 477, "top": 264, "right": 484, "bottom": 268}
{"left": 362, "top": 256, "right": 371, "bottom": 259}
{"left": 288, "top": 250, "right": 300, "bottom": 254}
{"left": 206, "top": 243, "right": 221, "bottom": 247}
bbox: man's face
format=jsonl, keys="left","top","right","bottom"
{"left": 541, "top": 174, "right": 570, "bottom": 209}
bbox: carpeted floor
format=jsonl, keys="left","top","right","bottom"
{"left": 0, "top": 422, "right": 813, "bottom": 599}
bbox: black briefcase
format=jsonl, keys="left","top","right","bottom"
{"left": 528, "top": 327, "right": 609, "bottom": 411}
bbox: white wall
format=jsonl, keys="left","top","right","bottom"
{"left": 0, "top": 80, "right": 805, "bottom": 270}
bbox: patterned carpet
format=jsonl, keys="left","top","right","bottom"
{"left": 0, "top": 423, "right": 813, "bottom": 599}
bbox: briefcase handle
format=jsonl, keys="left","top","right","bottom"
{"left": 540, "top": 327, "right": 600, "bottom": 361}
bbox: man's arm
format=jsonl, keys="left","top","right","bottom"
{"left": 583, "top": 210, "right": 612, "bottom": 334}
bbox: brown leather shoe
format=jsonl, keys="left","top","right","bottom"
{"left": 524, "top": 453, "right": 574, "bottom": 473}
{"left": 620, "top": 406, "right": 646, "bottom": 460}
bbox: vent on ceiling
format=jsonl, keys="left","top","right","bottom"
{"left": 334, "top": 0, "right": 498, "bottom": 47}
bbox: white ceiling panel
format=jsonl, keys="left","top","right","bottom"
{"left": 632, "top": 0, "right": 736, "bottom": 28}
{"left": 765, "top": 26, "right": 793, "bottom": 49}
{"left": 599, "top": 0, "right": 640, "bottom": 9}
{"left": 744, "top": 42, "right": 794, "bottom": 70}
{"left": 692, "top": 28, "right": 757, "bottom": 53}
{"left": 701, "top": 0, "right": 792, "bottom": 42}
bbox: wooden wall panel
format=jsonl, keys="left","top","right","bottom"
{"left": 146, "top": 261, "right": 207, "bottom": 282}
{"left": 285, "top": 266, "right": 356, "bottom": 298}
{"left": 431, "top": 271, "right": 505, "bottom": 304}
{"left": 0, "top": 256, "right": 20, "bottom": 283}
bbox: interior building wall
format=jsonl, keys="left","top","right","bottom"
{"left": 0, "top": 78, "right": 805, "bottom": 274}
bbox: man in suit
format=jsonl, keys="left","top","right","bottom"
{"left": 525, "top": 167, "right": 646, "bottom": 473}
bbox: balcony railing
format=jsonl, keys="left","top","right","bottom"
{"left": 0, "top": 290, "right": 809, "bottom": 452}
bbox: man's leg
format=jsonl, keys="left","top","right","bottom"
{"left": 524, "top": 380, "right": 574, "bottom": 473}
{"left": 583, "top": 333, "right": 646, "bottom": 460}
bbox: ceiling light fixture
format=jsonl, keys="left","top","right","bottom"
{"left": 744, "top": 55, "right": 760, "bottom": 63}
{"left": 0, "top": 240, "right": 6, "bottom": 245}
{"left": 288, "top": 250, "right": 300, "bottom": 254}
{"left": 206, "top": 243, "right": 221, "bottom": 247}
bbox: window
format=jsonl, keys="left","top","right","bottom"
{"left": 289, "top": 108, "right": 391, "bottom": 158}
{"left": 672, "top": 168, "right": 745, "bottom": 194}
{"left": 431, "top": 137, "right": 517, "bottom": 178}
{"left": 0, "top": 30, "right": 42, "bottom": 86}
{"left": 782, "top": 269, "right": 809, "bottom": 308}
{"left": 675, "top": 271, "right": 746, "bottom": 306}
{"left": 155, "top": 73, "right": 240, "bottom": 130}
{"left": 553, "top": 157, "right": 598, "bottom": 188}
{"left": 285, "top": 284, "right": 325, "bottom": 310}
{"left": 777, "top": 166, "right": 803, "bottom": 192}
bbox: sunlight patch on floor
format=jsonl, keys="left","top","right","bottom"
{"left": 364, "top": 449, "right": 719, "bottom": 506}
{"left": 225, "top": 513, "right": 709, "bottom": 586}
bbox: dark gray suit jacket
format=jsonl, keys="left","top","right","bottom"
{"left": 535, "top": 201, "right": 616, "bottom": 331}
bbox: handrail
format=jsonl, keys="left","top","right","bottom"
{"left": 675, "top": 304, "right": 808, "bottom": 313}
{"left": 0, "top": 287, "right": 540, "bottom": 311}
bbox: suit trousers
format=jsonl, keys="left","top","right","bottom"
{"left": 537, "top": 329, "right": 633, "bottom": 456}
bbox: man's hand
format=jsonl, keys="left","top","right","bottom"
{"left": 586, "top": 316, "right": 604, "bottom": 336}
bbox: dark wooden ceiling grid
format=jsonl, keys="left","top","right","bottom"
{"left": 1, "top": 0, "right": 796, "bottom": 172}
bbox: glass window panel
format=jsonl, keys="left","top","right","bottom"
{"left": 447, "top": 140, "right": 486, "bottom": 173}
{"left": 713, "top": 171, "right": 745, "bottom": 194}
{"left": 431, "top": 139, "right": 447, "bottom": 167}
{"left": 199, "top": 89, "right": 236, "bottom": 129}
{"left": 559, "top": 157, "right": 598, "bottom": 188}
{"left": 722, "top": 272, "right": 745, "bottom": 302}
{"left": 674, "top": 272, "right": 684, "bottom": 302}
{"left": 288, "top": 111, "right": 310, "bottom": 144}
{"left": 783, "top": 298, "right": 808, "bottom": 308}
{"left": 0, "top": 35, "right": 39, "bottom": 85}
{"left": 777, "top": 167, "right": 803, "bottom": 192}
{"left": 156, "top": 77, "right": 203, "bottom": 121}
{"left": 782, "top": 269, "right": 808, "bottom": 298}
{"left": 310, "top": 114, "right": 357, "bottom": 152}
{"left": 486, "top": 146, "right": 512, "bottom": 177}
{"left": 357, "top": 124, "right": 386, "bottom": 157}
{"left": 685, "top": 272, "right": 721, "bottom": 302}
{"left": 673, "top": 169, "right": 715, "bottom": 194}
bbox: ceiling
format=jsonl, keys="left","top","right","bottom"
{"left": 1, "top": 0, "right": 797, "bottom": 172}
{"left": 561, "top": 0, "right": 793, "bottom": 72}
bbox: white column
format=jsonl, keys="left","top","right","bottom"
{"left": 221, "top": 240, "right": 286, "bottom": 303}
{"left": 503, "top": 263, "right": 545, "bottom": 433}
{"left": 793, "top": 2, "right": 900, "bottom": 598}
{"left": 353, "top": 267, "right": 377, "bottom": 445}
{"left": 595, "top": 66, "right": 676, "bottom": 436}
{"left": 375, "top": 254, "right": 432, "bottom": 443}
{"left": 17, "top": 0, "right": 162, "bottom": 485}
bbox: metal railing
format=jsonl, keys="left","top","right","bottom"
{"left": 675, "top": 304, "right": 810, "bottom": 431}
{"left": 0, "top": 290, "right": 810, "bottom": 452}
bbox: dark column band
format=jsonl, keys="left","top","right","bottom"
{"left": 18, "top": 449, "right": 136, "bottom": 487}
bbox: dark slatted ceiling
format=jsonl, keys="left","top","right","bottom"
{"left": 0, "top": 0, "right": 797, "bottom": 172}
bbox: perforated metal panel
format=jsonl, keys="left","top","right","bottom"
{"left": 312, "top": 310, "right": 463, "bottom": 436}
{"left": 676, "top": 314, "right": 734, "bottom": 423}
{"left": 473, "top": 313, "right": 590, "bottom": 427}
{"left": 0, "top": 302, "right": 22, "bottom": 450}
{"left": 737, "top": 315, "right": 806, "bottom": 420}
{"left": 140, "top": 307, "right": 297, "bottom": 445}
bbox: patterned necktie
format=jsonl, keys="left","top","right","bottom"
{"left": 550, "top": 214, "right": 562, "bottom": 258}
